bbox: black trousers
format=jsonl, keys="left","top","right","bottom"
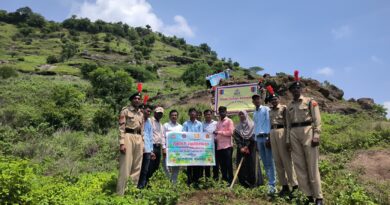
{"left": 138, "top": 153, "right": 151, "bottom": 189}
{"left": 147, "top": 144, "right": 161, "bottom": 179}
{"left": 187, "top": 166, "right": 204, "bottom": 185}
{"left": 217, "top": 147, "right": 233, "bottom": 184}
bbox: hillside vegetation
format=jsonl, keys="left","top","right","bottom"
{"left": 0, "top": 7, "right": 389, "bottom": 204}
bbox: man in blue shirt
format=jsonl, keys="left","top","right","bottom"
{"left": 137, "top": 105, "right": 155, "bottom": 189}
{"left": 252, "top": 93, "right": 276, "bottom": 195}
{"left": 182, "top": 108, "right": 203, "bottom": 186}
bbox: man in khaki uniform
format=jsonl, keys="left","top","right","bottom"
{"left": 286, "top": 71, "right": 323, "bottom": 205}
{"left": 117, "top": 92, "right": 144, "bottom": 195}
{"left": 267, "top": 86, "right": 298, "bottom": 197}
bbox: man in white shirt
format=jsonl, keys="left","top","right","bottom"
{"left": 202, "top": 109, "right": 219, "bottom": 180}
{"left": 163, "top": 109, "right": 183, "bottom": 184}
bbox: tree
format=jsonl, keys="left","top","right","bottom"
{"left": 199, "top": 43, "right": 211, "bottom": 54}
{"left": 89, "top": 67, "right": 134, "bottom": 111}
{"left": 181, "top": 63, "right": 215, "bottom": 86}
{"left": 60, "top": 41, "right": 78, "bottom": 61}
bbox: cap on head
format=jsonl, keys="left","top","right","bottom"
{"left": 288, "top": 70, "right": 304, "bottom": 90}
{"left": 266, "top": 85, "right": 278, "bottom": 101}
{"left": 154, "top": 107, "right": 164, "bottom": 113}
{"left": 129, "top": 92, "right": 141, "bottom": 100}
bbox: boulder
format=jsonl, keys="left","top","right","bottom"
{"left": 357, "top": 98, "right": 375, "bottom": 110}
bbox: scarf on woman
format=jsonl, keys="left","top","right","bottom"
{"left": 235, "top": 110, "right": 254, "bottom": 140}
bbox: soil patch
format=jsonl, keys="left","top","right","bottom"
{"left": 348, "top": 149, "right": 390, "bottom": 181}
{"left": 178, "top": 190, "right": 273, "bottom": 205}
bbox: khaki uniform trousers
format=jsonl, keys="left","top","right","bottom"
{"left": 270, "top": 128, "right": 298, "bottom": 187}
{"left": 290, "top": 126, "right": 323, "bottom": 199}
{"left": 116, "top": 133, "right": 144, "bottom": 195}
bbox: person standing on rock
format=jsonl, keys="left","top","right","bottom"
{"left": 286, "top": 70, "right": 323, "bottom": 205}
{"left": 117, "top": 92, "right": 144, "bottom": 195}
{"left": 252, "top": 93, "right": 277, "bottom": 195}
{"left": 266, "top": 85, "right": 298, "bottom": 197}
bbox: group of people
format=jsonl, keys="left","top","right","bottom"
{"left": 116, "top": 72, "right": 324, "bottom": 205}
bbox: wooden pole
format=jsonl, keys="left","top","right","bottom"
{"left": 229, "top": 157, "right": 244, "bottom": 189}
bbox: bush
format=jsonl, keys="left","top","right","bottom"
{"left": 124, "top": 66, "right": 156, "bottom": 82}
{"left": 80, "top": 63, "right": 98, "bottom": 79}
{"left": 89, "top": 67, "right": 134, "bottom": 111}
{"left": 0, "top": 157, "right": 36, "bottom": 204}
{"left": 181, "top": 63, "right": 215, "bottom": 86}
{"left": 46, "top": 55, "right": 59, "bottom": 64}
{"left": 0, "top": 66, "right": 18, "bottom": 79}
{"left": 92, "top": 106, "right": 115, "bottom": 134}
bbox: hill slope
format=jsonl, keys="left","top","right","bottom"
{"left": 0, "top": 7, "right": 389, "bottom": 205}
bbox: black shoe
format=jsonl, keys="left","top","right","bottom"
{"left": 315, "top": 198, "right": 323, "bottom": 205}
{"left": 289, "top": 185, "right": 299, "bottom": 199}
{"left": 304, "top": 196, "right": 314, "bottom": 205}
{"left": 278, "top": 185, "right": 290, "bottom": 197}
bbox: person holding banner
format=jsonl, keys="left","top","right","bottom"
{"left": 202, "top": 109, "right": 218, "bottom": 180}
{"left": 116, "top": 92, "right": 144, "bottom": 195}
{"left": 183, "top": 108, "right": 204, "bottom": 186}
{"left": 137, "top": 105, "right": 155, "bottom": 189}
{"left": 233, "top": 110, "right": 263, "bottom": 188}
{"left": 214, "top": 106, "right": 234, "bottom": 184}
{"left": 163, "top": 110, "right": 183, "bottom": 184}
{"left": 252, "top": 93, "right": 277, "bottom": 195}
{"left": 147, "top": 107, "right": 165, "bottom": 180}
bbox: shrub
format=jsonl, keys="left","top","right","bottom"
{"left": 181, "top": 63, "right": 215, "bottom": 86}
{"left": 0, "top": 157, "right": 36, "bottom": 204}
{"left": 46, "top": 55, "right": 59, "bottom": 64}
{"left": 92, "top": 106, "right": 115, "bottom": 134}
{"left": 124, "top": 66, "right": 156, "bottom": 82}
{"left": 89, "top": 67, "right": 134, "bottom": 111}
{"left": 0, "top": 66, "right": 18, "bottom": 79}
{"left": 80, "top": 63, "right": 98, "bottom": 79}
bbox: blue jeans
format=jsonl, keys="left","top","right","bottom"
{"left": 256, "top": 135, "right": 276, "bottom": 190}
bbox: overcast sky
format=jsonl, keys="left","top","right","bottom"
{"left": 1, "top": 0, "right": 389, "bottom": 117}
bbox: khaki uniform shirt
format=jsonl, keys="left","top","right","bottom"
{"left": 286, "top": 96, "right": 321, "bottom": 143}
{"left": 270, "top": 104, "right": 287, "bottom": 126}
{"left": 118, "top": 105, "right": 144, "bottom": 145}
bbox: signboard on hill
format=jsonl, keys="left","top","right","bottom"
{"left": 214, "top": 83, "right": 258, "bottom": 114}
{"left": 166, "top": 131, "right": 215, "bottom": 166}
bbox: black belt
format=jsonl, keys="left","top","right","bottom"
{"left": 125, "top": 128, "right": 141, "bottom": 134}
{"left": 256, "top": 133, "right": 269, "bottom": 138}
{"left": 271, "top": 124, "right": 284, "bottom": 129}
{"left": 291, "top": 121, "right": 312, "bottom": 128}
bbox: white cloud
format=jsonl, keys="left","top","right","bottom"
{"left": 384, "top": 101, "right": 390, "bottom": 119}
{"left": 73, "top": 0, "right": 194, "bottom": 38}
{"left": 371, "top": 55, "right": 383, "bottom": 64}
{"left": 331, "top": 25, "right": 351, "bottom": 39}
{"left": 316, "top": 67, "right": 334, "bottom": 77}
